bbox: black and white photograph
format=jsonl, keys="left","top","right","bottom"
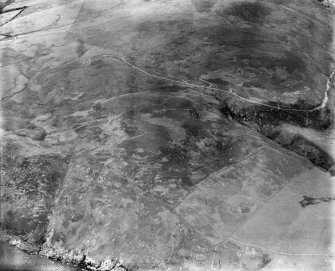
{"left": 0, "top": 0, "right": 335, "bottom": 270}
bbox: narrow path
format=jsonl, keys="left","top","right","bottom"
{"left": 2, "top": 52, "right": 334, "bottom": 113}
{"left": 225, "top": 236, "right": 335, "bottom": 257}
{"left": 199, "top": 78, "right": 212, "bottom": 88}
{"left": 118, "top": 56, "right": 335, "bottom": 112}
{"left": 210, "top": 168, "right": 335, "bottom": 262}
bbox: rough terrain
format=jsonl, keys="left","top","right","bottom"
{"left": 1, "top": 0, "right": 335, "bottom": 270}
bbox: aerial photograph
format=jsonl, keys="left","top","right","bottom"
{"left": 0, "top": 0, "right": 334, "bottom": 270}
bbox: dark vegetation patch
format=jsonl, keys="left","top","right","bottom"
{"left": 162, "top": 97, "right": 193, "bottom": 110}
{"left": 91, "top": 101, "right": 108, "bottom": 119}
{"left": 160, "top": 146, "right": 194, "bottom": 186}
{"left": 0, "top": 0, "right": 14, "bottom": 13}
{"left": 220, "top": 101, "right": 332, "bottom": 131}
{"left": 182, "top": 119, "right": 204, "bottom": 137}
{"left": 315, "top": 0, "right": 334, "bottom": 8}
{"left": 155, "top": 21, "right": 311, "bottom": 91}
{"left": 189, "top": 107, "right": 206, "bottom": 119}
{"left": 191, "top": 0, "right": 216, "bottom": 13}
{"left": 225, "top": 2, "right": 271, "bottom": 24}
{"left": 153, "top": 82, "right": 188, "bottom": 93}
{"left": 121, "top": 121, "right": 142, "bottom": 137}
{"left": 259, "top": 254, "right": 272, "bottom": 268}
{"left": 205, "top": 26, "right": 264, "bottom": 48}
{"left": 220, "top": 101, "right": 334, "bottom": 171}
{"left": 299, "top": 195, "right": 335, "bottom": 207}
{"left": 76, "top": 38, "right": 87, "bottom": 57}
{"left": 248, "top": 51, "right": 306, "bottom": 74}
{"left": 1, "top": 143, "right": 69, "bottom": 244}
{"left": 284, "top": 135, "right": 334, "bottom": 170}
{"left": 207, "top": 78, "right": 230, "bottom": 87}
{"left": 158, "top": 133, "right": 241, "bottom": 188}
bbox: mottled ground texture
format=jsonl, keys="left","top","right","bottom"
{"left": 1, "top": 0, "right": 335, "bottom": 270}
